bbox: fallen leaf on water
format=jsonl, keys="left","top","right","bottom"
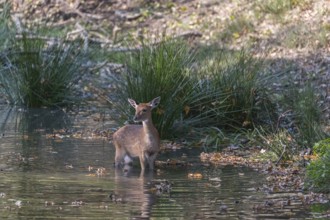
{"left": 188, "top": 173, "right": 203, "bottom": 179}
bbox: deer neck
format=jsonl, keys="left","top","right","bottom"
{"left": 142, "top": 119, "right": 157, "bottom": 139}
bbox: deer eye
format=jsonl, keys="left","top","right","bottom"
{"left": 142, "top": 109, "right": 147, "bottom": 113}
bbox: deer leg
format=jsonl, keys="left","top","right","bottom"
{"left": 139, "top": 153, "right": 146, "bottom": 172}
{"left": 147, "top": 153, "right": 157, "bottom": 170}
{"left": 114, "top": 145, "right": 126, "bottom": 167}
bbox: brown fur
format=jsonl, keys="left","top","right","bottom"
{"left": 113, "top": 97, "right": 161, "bottom": 172}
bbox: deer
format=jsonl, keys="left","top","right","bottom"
{"left": 112, "top": 97, "right": 161, "bottom": 173}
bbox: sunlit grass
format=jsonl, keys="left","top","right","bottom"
{"left": 255, "top": 0, "right": 308, "bottom": 15}
{"left": 306, "top": 139, "right": 330, "bottom": 193}
{"left": 280, "top": 23, "right": 330, "bottom": 49}
{"left": 219, "top": 14, "right": 254, "bottom": 43}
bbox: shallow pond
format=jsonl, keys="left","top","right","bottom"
{"left": 0, "top": 106, "right": 324, "bottom": 219}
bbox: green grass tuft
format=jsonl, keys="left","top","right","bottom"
{"left": 112, "top": 38, "right": 195, "bottom": 138}
{"left": 0, "top": 33, "right": 87, "bottom": 107}
{"left": 0, "top": 1, "right": 15, "bottom": 50}
{"left": 187, "top": 49, "right": 276, "bottom": 129}
{"left": 220, "top": 15, "right": 254, "bottom": 43}
{"left": 256, "top": 127, "right": 297, "bottom": 162}
{"left": 306, "top": 139, "right": 330, "bottom": 193}
{"left": 256, "top": 0, "right": 304, "bottom": 15}
{"left": 280, "top": 83, "right": 326, "bottom": 148}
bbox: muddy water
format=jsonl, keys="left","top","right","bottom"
{"left": 0, "top": 106, "right": 319, "bottom": 219}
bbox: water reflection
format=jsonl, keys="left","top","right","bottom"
{"left": 0, "top": 106, "right": 74, "bottom": 172}
{"left": 112, "top": 166, "right": 156, "bottom": 219}
{"left": 0, "top": 106, "right": 318, "bottom": 219}
{"left": 0, "top": 106, "right": 72, "bottom": 134}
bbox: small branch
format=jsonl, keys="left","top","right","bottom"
{"left": 11, "top": 14, "right": 23, "bottom": 33}
{"left": 66, "top": 23, "right": 88, "bottom": 51}
{"left": 275, "top": 142, "right": 286, "bottom": 166}
{"left": 58, "top": 0, "right": 103, "bottom": 21}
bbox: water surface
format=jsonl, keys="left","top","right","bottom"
{"left": 0, "top": 106, "right": 318, "bottom": 219}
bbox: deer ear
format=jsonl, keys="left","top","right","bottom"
{"left": 149, "top": 97, "right": 160, "bottom": 109}
{"left": 128, "top": 98, "right": 138, "bottom": 108}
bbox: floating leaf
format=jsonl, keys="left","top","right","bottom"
{"left": 188, "top": 173, "right": 203, "bottom": 179}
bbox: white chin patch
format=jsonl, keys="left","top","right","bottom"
{"left": 124, "top": 155, "right": 133, "bottom": 164}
